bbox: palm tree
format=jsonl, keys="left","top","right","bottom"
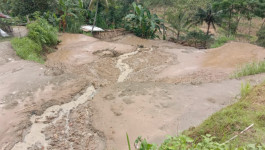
{"left": 89, "top": 0, "right": 108, "bottom": 33}
{"left": 193, "top": 5, "right": 222, "bottom": 35}
{"left": 167, "top": 11, "right": 191, "bottom": 40}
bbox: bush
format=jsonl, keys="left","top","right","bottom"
{"left": 27, "top": 18, "right": 58, "bottom": 46}
{"left": 11, "top": 37, "right": 44, "bottom": 63}
{"left": 256, "top": 26, "right": 265, "bottom": 47}
{"left": 210, "top": 36, "right": 235, "bottom": 48}
{"left": 185, "top": 30, "right": 213, "bottom": 48}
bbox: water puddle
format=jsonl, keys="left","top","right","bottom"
{"left": 11, "top": 86, "right": 96, "bottom": 150}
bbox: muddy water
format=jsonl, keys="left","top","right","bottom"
{"left": 116, "top": 50, "right": 139, "bottom": 82}
{"left": 3, "top": 33, "right": 265, "bottom": 150}
{"left": 11, "top": 86, "right": 96, "bottom": 150}
{"left": 10, "top": 37, "right": 140, "bottom": 149}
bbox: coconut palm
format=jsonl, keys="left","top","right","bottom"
{"left": 167, "top": 11, "right": 191, "bottom": 40}
{"left": 89, "top": 0, "right": 108, "bottom": 33}
{"left": 193, "top": 5, "right": 222, "bottom": 35}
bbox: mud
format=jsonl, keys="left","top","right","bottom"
{"left": 1, "top": 33, "right": 265, "bottom": 150}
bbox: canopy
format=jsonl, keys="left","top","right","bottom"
{"left": 81, "top": 25, "right": 104, "bottom": 32}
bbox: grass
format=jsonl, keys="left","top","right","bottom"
{"left": 133, "top": 82, "right": 265, "bottom": 149}
{"left": 185, "top": 82, "right": 265, "bottom": 146}
{"left": 10, "top": 18, "right": 58, "bottom": 64}
{"left": 241, "top": 81, "right": 252, "bottom": 98}
{"left": 210, "top": 36, "right": 235, "bottom": 48}
{"left": 232, "top": 60, "right": 265, "bottom": 78}
{"left": 11, "top": 37, "right": 44, "bottom": 63}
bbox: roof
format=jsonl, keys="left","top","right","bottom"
{"left": 0, "top": 29, "right": 10, "bottom": 37}
{"left": 81, "top": 25, "right": 104, "bottom": 32}
{"left": 0, "top": 13, "right": 11, "bottom": 19}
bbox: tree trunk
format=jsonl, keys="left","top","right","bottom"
{"left": 228, "top": 6, "right": 233, "bottom": 36}
{"left": 177, "top": 31, "right": 180, "bottom": 40}
{"left": 91, "top": 1, "right": 99, "bottom": 34}
{"left": 206, "top": 22, "right": 211, "bottom": 35}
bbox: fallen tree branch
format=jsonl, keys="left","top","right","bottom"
{"left": 223, "top": 123, "right": 254, "bottom": 144}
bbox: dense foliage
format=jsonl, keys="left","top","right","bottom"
{"left": 27, "top": 18, "right": 58, "bottom": 46}
{"left": 125, "top": 2, "right": 164, "bottom": 39}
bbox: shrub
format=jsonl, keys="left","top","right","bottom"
{"left": 27, "top": 18, "right": 58, "bottom": 46}
{"left": 185, "top": 30, "right": 213, "bottom": 48}
{"left": 256, "top": 26, "right": 265, "bottom": 47}
{"left": 11, "top": 37, "right": 44, "bottom": 63}
{"left": 210, "top": 36, "right": 235, "bottom": 48}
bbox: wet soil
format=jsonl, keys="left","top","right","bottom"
{"left": 1, "top": 33, "right": 265, "bottom": 150}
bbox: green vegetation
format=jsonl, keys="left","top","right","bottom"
{"left": 11, "top": 37, "right": 44, "bottom": 63}
{"left": 185, "top": 82, "right": 265, "bottom": 146}
{"left": 27, "top": 17, "right": 58, "bottom": 46}
{"left": 185, "top": 30, "right": 213, "bottom": 48}
{"left": 166, "top": 11, "right": 191, "bottom": 40}
{"left": 210, "top": 36, "right": 235, "bottom": 48}
{"left": 233, "top": 60, "right": 265, "bottom": 78}
{"left": 132, "top": 82, "right": 265, "bottom": 149}
{"left": 131, "top": 134, "right": 265, "bottom": 149}
{"left": 11, "top": 17, "right": 58, "bottom": 63}
{"left": 125, "top": 2, "right": 164, "bottom": 39}
{"left": 240, "top": 81, "right": 252, "bottom": 98}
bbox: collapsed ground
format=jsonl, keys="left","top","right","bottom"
{"left": 0, "top": 33, "right": 265, "bottom": 150}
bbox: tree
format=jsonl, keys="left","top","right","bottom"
{"left": 125, "top": 2, "right": 164, "bottom": 39}
{"left": 167, "top": 11, "right": 191, "bottom": 40}
{"left": 9, "top": 0, "right": 57, "bottom": 17}
{"left": 212, "top": 0, "right": 249, "bottom": 35}
{"left": 193, "top": 5, "right": 222, "bottom": 35}
{"left": 56, "top": 0, "right": 84, "bottom": 32}
{"left": 89, "top": 0, "right": 108, "bottom": 33}
{"left": 254, "top": 0, "right": 265, "bottom": 28}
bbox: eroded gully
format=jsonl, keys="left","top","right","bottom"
{"left": 11, "top": 49, "right": 140, "bottom": 150}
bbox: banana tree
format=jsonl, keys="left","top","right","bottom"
{"left": 57, "top": 0, "right": 84, "bottom": 32}
{"left": 125, "top": 2, "right": 164, "bottom": 39}
{"left": 167, "top": 11, "right": 192, "bottom": 40}
{"left": 89, "top": 0, "right": 109, "bottom": 33}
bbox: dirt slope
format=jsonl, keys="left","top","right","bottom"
{"left": 1, "top": 34, "right": 265, "bottom": 150}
